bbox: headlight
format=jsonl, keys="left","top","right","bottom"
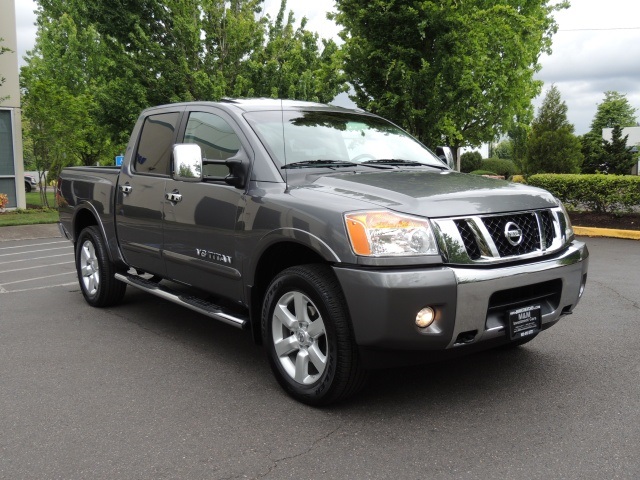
{"left": 554, "top": 198, "right": 574, "bottom": 242}
{"left": 344, "top": 210, "right": 439, "bottom": 257}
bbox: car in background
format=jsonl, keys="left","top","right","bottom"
{"left": 24, "top": 174, "right": 38, "bottom": 192}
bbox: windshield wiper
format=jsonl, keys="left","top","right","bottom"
{"left": 361, "top": 159, "right": 449, "bottom": 170}
{"left": 281, "top": 160, "right": 358, "bottom": 169}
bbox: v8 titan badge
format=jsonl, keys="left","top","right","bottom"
{"left": 508, "top": 305, "right": 541, "bottom": 340}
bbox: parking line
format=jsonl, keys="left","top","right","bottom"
{"left": 0, "top": 246, "right": 72, "bottom": 257}
{"left": 0, "top": 271, "right": 76, "bottom": 286}
{"left": 0, "top": 253, "right": 74, "bottom": 265}
{"left": 0, "top": 240, "right": 69, "bottom": 251}
{"left": 0, "top": 281, "right": 78, "bottom": 294}
{"left": 0, "top": 261, "right": 74, "bottom": 274}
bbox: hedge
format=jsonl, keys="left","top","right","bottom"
{"left": 481, "top": 158, "right": 518, "bottom": 178}
{"left": 527, "top": 174, "right": 640, "bottom": 213}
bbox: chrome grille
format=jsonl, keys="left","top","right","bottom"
{"left": 454, "top": 219, "right": 482, "bottom": 260}
{"left": 483, "top": 213, "right": 539, "bottom": 257}
{"left": 540, "top": 210, "right": 555, "bottom": 248}
{"left": 433, "top": 208, "right": 566, "bottom": 265}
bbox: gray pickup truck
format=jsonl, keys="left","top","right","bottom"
{"left": 58, "top": 99, "right": 589, "bottom": 405}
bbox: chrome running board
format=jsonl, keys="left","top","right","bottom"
{"left": 115, "top": 272, "right": 248, "bottom": 329}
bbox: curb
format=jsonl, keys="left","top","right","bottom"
{"left": 573, "top": 226, "right": 640, "bottom": 241}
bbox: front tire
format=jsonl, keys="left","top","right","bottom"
{"left": 262, "top": 265, "right": 367, "bottom": 406}
{"left": 75, "top": 226, "right": 126, "bottom": 307}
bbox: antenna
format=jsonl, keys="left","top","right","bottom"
{"left": 281, "top": 99, "right": 288, "bottom": 185}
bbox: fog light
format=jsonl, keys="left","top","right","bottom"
{"left": 416, "top": 307, "right": 435, "bottom": 328}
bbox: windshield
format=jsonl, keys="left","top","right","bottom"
{"left": 244, "top": 110, "right": 446, "bottom": 169}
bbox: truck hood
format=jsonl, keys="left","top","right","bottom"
{"left": 302, "top": 170, "right": 557, "bottom": 218}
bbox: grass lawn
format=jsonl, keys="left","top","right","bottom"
{"left": 0, "top": 188, "right": 58, "bottom": 227}
{"left": 26, "top": 189, "right": 56, "bottom": 208}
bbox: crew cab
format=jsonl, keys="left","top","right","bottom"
{"left": 58, "top": 99, "right": 589, "bottom": 405}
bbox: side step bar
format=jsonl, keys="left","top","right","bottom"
{"left": 115, "top": 272, "right": 248, "bottom": 329}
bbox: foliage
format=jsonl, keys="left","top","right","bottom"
{"left": 21, "top": 12, "right": 118, "bottom": 206}
{"left": 481, "top": 158, "right": 518, "bottom": 178}
{"left": 528, "top": 174, "right": 640, "bottom": 213}
{"left": 579, "top": 132, "right": 606, "bottom": 174}
{"left": 601, "top": 125, "right": 636, "bottom": 175}
{"left": 589, "top": 91, "right": 637, "bottom": 135}
{"left": 0, "top": 193, "right": 8, "bottom": 209}
{"left": 493, "top": 140, "right": 513, "bottom": 160}
{"left": 511, "top": 175, "right": 526, "bottom": 184}
{"left": 21, "top": 0, "right": 345, "bottom": 172}
{"left": 525, "top": 85, "right": 582, "bottom": 174}
{"left": 508, "top": 112, "right": 533, "bottom": 173}
{"left": 470, "top": 170, "right": 498, "bottom": 176}
{"left": 332, "top": 0, "right": 566, "bottom": 157}
{"left": 460, "top": 151, "right": 482, "bottom": 173}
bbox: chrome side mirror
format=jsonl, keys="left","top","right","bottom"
{"left": 173, "top": 144, "right": 203, "bottom": 182}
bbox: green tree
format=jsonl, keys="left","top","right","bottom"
{"left": 21, "top": 13, "right": 116, "bottom": 177}
{"left": 508, "top": 116, "right": 532, "bottom": 174}
{"left": 579, "top": 132, "right": 605, "bottom": 174}
{"left": 493, "top": 140, "right": 513, "bottom": 160}
{"left": 590, "top": 91, "right": 638, "bottom": 135}
{"left": 460, "top": 151, "right": 482, "bottom": 173}
{"left": 601, "top": 125, "right": 636, "bottom": 174}
{"left": 332, "top": 0, "right": 567, "bottom": 162}
{"left": 525, "top": 85, "right": 582, "bottom": 174}
{"left": 21, "top": 0, "right": 345, "bottom": 169}
{"left": 243, "top": 2, "right": 345, "bottom": 102}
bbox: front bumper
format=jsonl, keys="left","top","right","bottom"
{"left": 334, "top": 240, "right": 588, "bottom": 355}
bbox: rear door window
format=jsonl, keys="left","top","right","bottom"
{"left": 135, "top": 112, "right": 181, "bottom": 175}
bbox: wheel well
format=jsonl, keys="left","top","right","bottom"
{"left": 250, "top": 242, "right": 326, "bottom": 344}
{"left": 73, "top": 209, "right": 99, "bottom": 243}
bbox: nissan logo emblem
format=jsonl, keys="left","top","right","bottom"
{"left": 504, "top": 222, "right": 523, "bottom": 246}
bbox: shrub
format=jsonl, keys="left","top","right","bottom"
{"left": 511, "top": 175, "right": 526, "bottom": 184}
{"left": 528, "top": 174, "right": 640, "bottom": 213}
{"left": 460, "top": 151, "right": 482, "bottom": 173}
{"left": 481, "top": 158, "right": 518, "bottom": 178}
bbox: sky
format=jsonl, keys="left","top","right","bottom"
{"left": 12, "top": 0, "right": 640, "bottom": 136}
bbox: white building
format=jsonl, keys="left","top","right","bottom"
{"left": 602, "top": 126, "right": 640, "bottom": 175}
{"left": 0, "top": 0, "right": 26, "bottom": 209}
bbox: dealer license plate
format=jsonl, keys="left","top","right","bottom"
{"left": 508, "top": 305, "right": 541, "bottom": 340}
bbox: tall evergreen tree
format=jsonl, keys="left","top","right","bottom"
{"left": 601, "top": 125, "right": 635, "bottom": 174}
{"left": 590, "top": 91, "right": 638, "bottom": 135}
{"left": 525, "top": 85, "right": 582, "bottom": 174}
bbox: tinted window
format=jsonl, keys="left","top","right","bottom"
{"left": 244, "top": 110, "right": 443, "bottom": 168}
{"left": 184, "top": 112, "right": 241, "bottom": 161}
{"left": 135, "top": 112, "right": 180, "bottom": 175}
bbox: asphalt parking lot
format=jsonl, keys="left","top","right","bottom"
{"left": 0, "top": 230, "right": 638, "bottom": 479}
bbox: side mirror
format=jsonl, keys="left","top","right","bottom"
{"left": 223, "top": 151, "right": 249, "bottom": 189}
{"left": 173, "top": 144, "right": 203, "bottom": 182}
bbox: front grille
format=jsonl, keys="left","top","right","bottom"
{"left": 488, "top": 279, "right": 562, "bottom": 316}
{"left": 454, "top": 220, "right": 482, "bottom": 260}
{"left": 539, "top": 210, "right": 555, "bottom": 248}
{"left": 483, "top": 213, "right": 540, "bottom": 257}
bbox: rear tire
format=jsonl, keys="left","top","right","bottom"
{"left": 75, "top": 226, "right": 126, "bottom": 307}
{"left": 25, "top": 182, "right": 32, "bottom": 193}
{"left": 262, "top": 264, "right": 367, "bottom": 406}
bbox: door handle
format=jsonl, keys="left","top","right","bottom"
{"left": 165, "top": 192, "right": 182, "bottom": 203}
{"left": 120, "top": 184, "right": 132, "bottom": 194}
